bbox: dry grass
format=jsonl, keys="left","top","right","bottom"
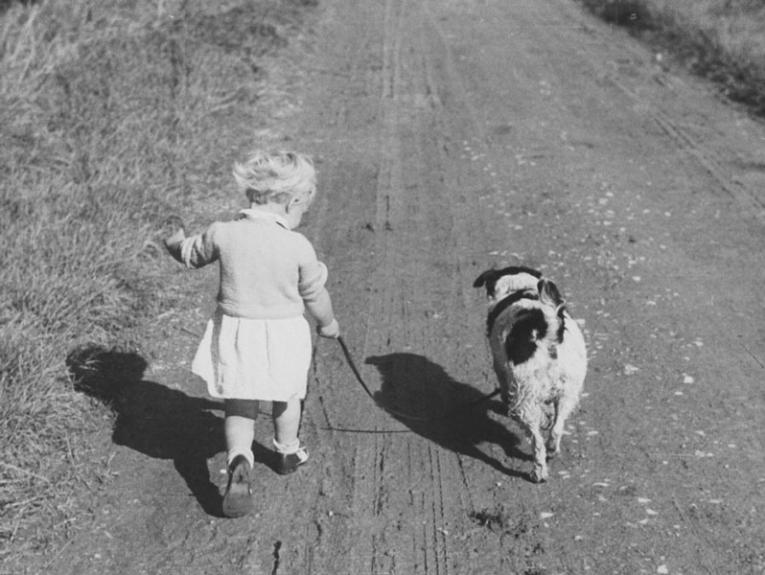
{"left": 578, "top": 0, "right": 765, "bottom": 116}
{"left": 0, "top": 0, "right": 315, "bottom": 564}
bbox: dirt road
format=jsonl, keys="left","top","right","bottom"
{"left": 24, "top": 0, "right": 765, "bottom": 573}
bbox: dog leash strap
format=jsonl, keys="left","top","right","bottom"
{"left": 336, "top": 336, "right": 377, "bottom": 402}
{"left": 336, "top": 336, "right": 430, "bottom": 421}
{"left": 333, "top": 336, "right": 501, "bottom": 421}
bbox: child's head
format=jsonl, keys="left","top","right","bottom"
{"left": 233, "top": 150, "right": 316, "bottom": 207}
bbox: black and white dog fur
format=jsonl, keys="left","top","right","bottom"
{"left": 474, "top": 266, "right": 587, "bottom": 483}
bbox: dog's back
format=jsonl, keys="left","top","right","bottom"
{"left": 475, "top": 268, "right": 587, "bottom": 482}
{"left": 554, "top": 309, "right": 587, "bottom": 395}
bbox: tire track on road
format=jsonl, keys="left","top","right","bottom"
{"left": 346, "top": 0, "right": 499, "bottom": 571}
{"left": 346, "top": 0, "right": 413, "bottom": 570}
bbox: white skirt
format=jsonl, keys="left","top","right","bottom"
{"left": 191, "top": 310, "right": 312, "bottom": 402}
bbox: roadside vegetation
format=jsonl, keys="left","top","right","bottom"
{"left": 578, "top": 0, "right": 765, "bottom": 117}
{"left": 0, "top": 0, "right": 314, "bottom": 565}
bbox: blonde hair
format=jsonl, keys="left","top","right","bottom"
{"left": 233, "top": 150, "right": 316, "bottom": 205}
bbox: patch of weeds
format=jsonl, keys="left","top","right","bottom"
{"left": 469, "top": 507, "right": 551, "bottom": 575}
{"left": 469, "top": 508, "right": 509, "bottom": 533}
{"left": 576, "top": 0, "right": 765, "bottom": 117}
{"left": 579, "top": 0, "right": 654, "bottom": 29}
{"left": 469, "top": 506, "right": 534, "bottom": 538}
{"left": 670, "top": 29, "right": 765, "bottom": 116}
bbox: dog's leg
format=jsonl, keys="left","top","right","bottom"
{"left": 546, "top": 393, "right": 578, "bottom": 457}
{"left": 493, "top": 360, "right": 512, "bottom": 416}
{"left": 518, "top": 405, "right": 548, "bottom": 483}
{"left": 544, "top": 399, "right": 559, "bottom": 457}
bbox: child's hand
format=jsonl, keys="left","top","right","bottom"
{"left": 317, "top": 319, "right": 340, "bottom": 339}
{"left": 162, "top": 215, "right": 186, "bottom": 248}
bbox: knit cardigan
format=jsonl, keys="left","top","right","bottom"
{"left": 169, "top": 209, "right": 328, "bottom": 319}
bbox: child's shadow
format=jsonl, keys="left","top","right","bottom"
{"left": 365, "top": 353, "right": 529, "bottom": 479}
{"left": 66, "top": 344, "right": 226, "bottom": 516}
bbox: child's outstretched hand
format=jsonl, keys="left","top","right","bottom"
{"left": 317, "top": 319, "right": 340, "bottom": 339}
{"left": 162, "top": 215, "right": 186, "bottom": 250}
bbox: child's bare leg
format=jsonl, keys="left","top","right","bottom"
{"left": 272, "top": 398, "right": 301, "bottom": 452}
{"left": 272, "top": 398, "right": 308, "bottom": 474}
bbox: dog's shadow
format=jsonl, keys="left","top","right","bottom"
{"left": 365, "top": 353, "right": 529, "bottom": 479}
{"left": 66, "top": 344, "right": 243, "bottom": 517}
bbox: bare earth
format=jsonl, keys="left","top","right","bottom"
{"left": 23, "top": 0, "right": 765, "bottom": 573}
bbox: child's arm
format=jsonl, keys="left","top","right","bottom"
{"left": 299, "top": 252, "right": 340, "bottom": 338}
{"left": 305, "top": 288, "right": 340, "bottom": 338}
{"left": 163, "top": 217, "right": 219, "bottom": 269}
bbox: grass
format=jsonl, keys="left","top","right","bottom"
{"left": 577, "top": 0, "right": 765, "bottom": 117}
{"left": 0, "top": 0, "right": 315, "bottom": 564}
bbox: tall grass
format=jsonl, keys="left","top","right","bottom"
{"left": 0, "top": 0, "right": 314, "bottom": 562}
{"left": 578, "top": 0, "right": 765, "bottom": 116}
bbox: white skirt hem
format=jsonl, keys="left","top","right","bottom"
{"left": 191, "top": 310, "right": 312, "bottom": 402}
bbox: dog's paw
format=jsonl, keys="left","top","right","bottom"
{"left": 530, "top": 465, "right": 549, "bottom": 483}
{"left": 545, "top": 438, "right": 559, "bottom": 458}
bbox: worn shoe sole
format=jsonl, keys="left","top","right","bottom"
{"left": 222, "top": 454, "right": 253, "bottom": 518}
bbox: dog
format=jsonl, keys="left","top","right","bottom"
{"left": 474, "top": 266, "right": 587, "bottom": 482}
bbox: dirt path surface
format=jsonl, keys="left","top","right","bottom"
{"left": 23, "top": 0, "right": 765, "bottom": 573}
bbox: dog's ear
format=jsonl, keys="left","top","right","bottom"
{"left": 538, "top": 279, "right": 565, "bottom": 308}
{"left": 473, "top": 269, "right": 499, "bottom": 289}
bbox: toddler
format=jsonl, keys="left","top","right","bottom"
{"left": 165, "top": 150, "right": 339, "bottom": 518}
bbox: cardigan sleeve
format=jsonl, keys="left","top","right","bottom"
{"left": 178, "top": 223, "right": 220, "bottom": 269}
{"left": 296, "top": 237, "right": 328, "bottom": 303}
{"left": 298, "top": 261, "right": 328, "bottom": 303}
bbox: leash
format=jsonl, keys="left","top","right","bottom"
{"left": 334, "top": 335, "right": 501, "bottom": 423}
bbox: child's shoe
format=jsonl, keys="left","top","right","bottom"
{"left": 222, "top": 454, "right": 253, "bottom": 518}
{"left": 276, "top": 446, "right": 309, "bottom": 475}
